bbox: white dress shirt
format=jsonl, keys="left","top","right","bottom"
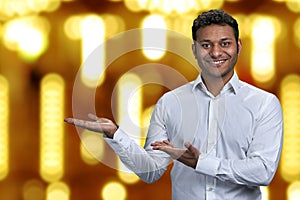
{"left": 104, "top": 73, "right": 283, "bottom": 200}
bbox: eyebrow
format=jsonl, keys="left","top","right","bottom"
{"left": 198, "top": 38, "right": 233, "bottom": 43}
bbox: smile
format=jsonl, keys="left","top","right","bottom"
{"left": 212, "top": 59, "right": 226, "bottom": 64}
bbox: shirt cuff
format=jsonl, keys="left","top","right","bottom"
{"left": 195, "top": 153, "right": 220, "bottom": 177}
{"left": 103, "top": 128, "right": 131, "bottom": 152}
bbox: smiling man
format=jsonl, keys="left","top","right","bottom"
{"left": 65, "top": 9, "right": 283, "bottom": 200}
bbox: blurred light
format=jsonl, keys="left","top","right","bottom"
{"left": 125, "top": 0, "right": 223, "bottom": 15}
{"left": 233, "top": 14, "right": 249, "bottom": 39}
{"left": 141, "top": 106, "right": 154, "bottom": 147}
{"left": 280, "top": 74, "right": 300, "bottom": 182}
{"left": 117, "top": 171, "right": 140, "bottom": 184}
{"left": 22, "top": 179, "right": 45, "bottom": 200}
{"left": 40, "top": 74, "right": 65, "bottom": 183}
{"left": 117, "top": 73, "right": 142, "bottom": 181}
{"left": 250, "top": 16, "right": 279, "bottom": 84}
{"left": 286, "top": 0, "right": 300, "bottom": 13}
{"left": 102, "top": 14, "right": 125, "bottom": 38}
{"left": 80, "top": 14, "right": 106, "bottom": 88}
{"left": 80, "top": 130, "right": 105, "bottom": 165}
{"left": 46, "top": 182, "right": 70, "bottom": 200}
{"left": 287, "top": 181, "right": 300, "bottom": 200}
{"left": 195, "top": 0, "right": 224, "bottom": 10}
{"left": 0, "top": 0, "right": 61, "bottom": 20}
{"left": 142, "top": 14, "right": 166, "bottom": 60}
{"left": 124, "top": 0, "right": 143, "bottom": 12}
{"left": 294, "top": 17, "right": 300, "bottom": 49}
{"left": 261, "top": 186, "right": 270, "bottom": 200}
{"left": 0, "top": 75, "right": 9, "bottom": 180}
{"left": 64, "top": 15, "right": 83, "bottom": 40}
{"left": 101, "top": 181, "right": 127, "bottom": 200}
{"left": 2, "top": 16, "right": 50, "bottom": 62}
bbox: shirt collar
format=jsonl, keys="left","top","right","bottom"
{"left": 192, "top": 72, "right": 241, "bottom": 95}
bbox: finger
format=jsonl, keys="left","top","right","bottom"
{"left": 163, "top": 140, "right": 175, "bottom": 148}
{"left": 64, "top": 118, "right": 75, "bottom": 124}
{"left": 184, "top": 142, "right": 192, "bottom": 149}
{"left": 88, "top": 113, "right": 98, "bottom": 121}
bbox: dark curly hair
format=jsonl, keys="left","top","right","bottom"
{"left": 192, "top": 9, "right": 239, "bottom": 42}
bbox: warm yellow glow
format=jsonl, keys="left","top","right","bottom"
{"left": 294, "top": 18, "right": 300, "bottom": 49}
{"left": 195, "top": 0, "right": 224, "bottom": 10}
{"left": 141, "top": 106, "right": 154, "bottom": 147}
{"left": 286, "top": 0, "right": 300, "bottom": 13}
{"left": 287, "top": 181, "right": 300, "bottom": 200}
{"left": 80, "top": 14, "right": 106, "bottom": 88}
{"left": 261, "top": 186, "right": 270, "bottom": 200}
{"left": 64, "top": 15, "right": 83, "bottom": 40}
{"left": 2, "top": 16, "right": 50, "bottom": 62}
{"left": 250, "top": 16, "right": 278, "bottom": 84}
{"left": 280, "top": 74, "right": 300, "bottom": 182}
{"left": 101, "top": 181, "right": 127, "bottom": 200}
{"left": 0, "top": 75, "right": 9, "bottom": 180}
{"left": 117, "top": 171, "right": 140, "bottom": 184}
{"left": 142, "top": 14, "right": 167, "bottom": 60}
{"left": 102, "top": 14, "right": 125, "bottom": 37}
{"left": 22, "top": 179, "right": 45, "bottom": 200}
{"left": 124, "top": 0, "right": 143, "bottom": 12}
{"left": 80, "top": 130, "right": 105, "bottom": 165}
{"left": 40, "top": 74, "right": 65, "bottom": 183}
{"left": 117, "top": 73, "right": 142, "bottom": 181}
{"left": 46, "top": 182, "right": 70, "bottom": 200}
{"left": 0, "top": 0, "right": 61, "bottom": 18}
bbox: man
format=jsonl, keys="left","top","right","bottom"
{"left": 65, "top": 9, "right": 283, "bottom": 200}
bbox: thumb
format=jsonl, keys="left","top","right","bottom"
{"left": 184, "top": 142, "right": 196, "bottom": 153}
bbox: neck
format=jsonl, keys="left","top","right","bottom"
{"left": 201, "top": 72, "right": 233, "bottom": 97}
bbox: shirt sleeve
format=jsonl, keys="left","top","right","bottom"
{"left": 104, "top": 98, "right": 171, "bottom": 183}
{"left": 196, "top": 95, "right": 284, "bottom": 186}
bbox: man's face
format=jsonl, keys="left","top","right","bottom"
{"left": 192, "top": 24, "right": 242, "bottom": 80}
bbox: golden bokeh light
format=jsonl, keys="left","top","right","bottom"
{"left": 46, "top": 182, "right": 70, "bottom": 200}
{"left": 101, "top": 181, "right": 127, "bottom": 200}
{"left": 80, "top": 14, "right": 106, "bottom": 88}
{"left": 142, "top": 14, "right": 167, "bottom": 60}
{"left": 2, "top": 16, "right": 50, "bottom": 62}
{"left": 22, "top": 179, "right": 45, "bottom": 200}
{"left": 0, "top": 75, "right": 9, "bottom": 181}
{"left": 40, "top": 74, "right": 65, "bottom": 183}
{"left": 250, "top": 16, "right": 279, "bottom": 85}
{"left": 287, "top": 181, "right": 300, "bottom": 200}
{"left": 280, "top": 74, "right": 300, "bottom": 182}
{"left": 80, "top": 130, "right": 105, "bottom": 165}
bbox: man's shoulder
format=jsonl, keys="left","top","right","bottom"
{"left": 239, "top": 80, "right": 277, "bottom": 100}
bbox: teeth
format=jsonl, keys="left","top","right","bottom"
{"left": 213, "top": 60, "right": 225, "bottom": 64}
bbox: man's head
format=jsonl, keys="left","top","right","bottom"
{"left": 192, "top": 9, "right": 239, "bottom": 43}
{"left": 191, "top": 9, "right": 242, "bottom": 82}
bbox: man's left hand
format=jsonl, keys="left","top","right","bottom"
{"left": 151, "top": 140, "right": 200, "bottom": 169}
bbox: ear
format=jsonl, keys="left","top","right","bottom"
{"left": 237, "top": 39, "right": 242, "bottom": 55}
{"left": 192, "top": 43, "right": 197, "bottom": 58}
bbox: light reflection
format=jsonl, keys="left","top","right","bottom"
{"left": 142, "top": 14, "right": 167, "bottom": 60}
{"left": 101, "top": 181, "right": 127, "bottom": 200}
{"left": 280, "top": 74, "right": 300, "bottom": 183}
{"left": 0, "top": 75, "right": 9, "bottom": 180}
{"left": 40, "top": 74, "right": 65, "bottom": 183}
{"left": 250, "top": 16, "right": 279, "bottom": 84}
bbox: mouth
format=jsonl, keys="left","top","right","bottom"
{"left": 208, "top": 59, "right": 227, "bottom": 67}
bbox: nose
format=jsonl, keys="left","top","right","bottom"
{"left": 210, "top": 44, "right": 222, "bottom": 58}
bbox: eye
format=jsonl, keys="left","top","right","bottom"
{"left": 221, "top": 41, "right": 231, "bottom": 47}
{"left": 201, "top": 43, "right": 211, "bottom": 49}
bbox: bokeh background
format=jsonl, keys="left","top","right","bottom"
{"left": 0, "top": 0, "right": 300, "bottom": 199}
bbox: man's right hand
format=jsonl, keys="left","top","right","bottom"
{"left": 64, "top": 113, "right": 118, "bottom": 139}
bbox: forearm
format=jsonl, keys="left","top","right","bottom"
{"left": 104, "top": 128, "right": 170, "bottom": 183}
